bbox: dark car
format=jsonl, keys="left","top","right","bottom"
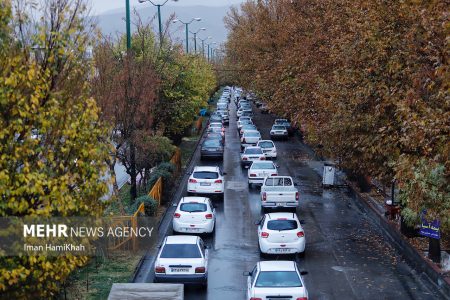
{"left": 206, "top": 132, "right": 225, "bottom": 144}
{"left": 201, "top": 138, "right": 224, "bottom": 160}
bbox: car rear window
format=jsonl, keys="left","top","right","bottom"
{"left": 258, "top": 141, "right": 274, "bottom": 148}
{"left": 267, "top": 220, "right": 298, "bottom": 231}
{"left": 251, "top": 162, "right": 275, "bottom": 170}
{"left": 264, "top": 177, "right": 292, "bottom": 186}
{"left": 255, "top": 271, "right": 302, "bottom": 287}
{"left": 193, "top": 171, "right": 219, "bottom": 179}
{"left": 245, "top": 148, "right": 263, "bottom": 154}
{"left": 203, "top": 139, "right": 221, "bottom": 147}
{"left": 245, "top": 131, "right": 260, "bottom": 137}
{"left": 160, "top": 244, "right": 202, "bottom": 258}
{"left": 180, "top": 203, "right": 207, "bottom": 213}
{"left": 273, "top": 125, "right": 286, "bottom": 130}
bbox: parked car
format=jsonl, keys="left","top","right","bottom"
{"left": 154, "top": 235, "right": 208, "bottom": 287}
{"left": 241, "top": 130, "right": 262, "bottom": 150}
{"left": 208, "top": 122, "right": 224, "bottom": 133}
{"left": 219, "top": 111, "right": 229, "bottom": 125}
{"left": 275, "top": 119, "right": 294, "bottom": 135}
{"left": 256, "top": 212, "right": 305, "bottom": 257}
{"left": 270, "top": 124, "right": 288, "bottom": 140}
{"left": 239, "top": 124, "right": 258, "bottom": 136}
{"left": 173, "top": 197, "right": 216, "bottom": 235}
{"left": 244, "top": 261, "right": 308, "bottom": 300}
{"left": 248, "top": 161, "right": 278, "bottom": 187}
{"left": 241, "top": 110, "right": 253, "bottom": 117}
{"left": 260, "top": 176, "right": 299, "bottom": 212}
{"left": 207, "top": 127, "right": 225, "bottom": 139}
{"left": 257, "top": 140, "right": 277, "bottom": 159}
{"left": 237, "top": 119, "right": 253, "bottom": 132}
{"left": 200, "top": 138, "right": 224, "bottom": 160}
{"left": 209, "top": 114, "right": 223, "bottom": 124}
{"left": 241, "top": 146, "right": 265, "bottom": 168}
{"left": 206, "top": 132, "right": 224, "bottom": 144}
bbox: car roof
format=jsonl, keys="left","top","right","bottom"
{"left": 243, "top": 130, "right": 260, "bottom": 135}
{"left": 259, "top": 260, "right": 297, "bottom": 271}
{"left": 180, "top": 196, "right": 209, "bottom": 204}
{"left": 165, "top": 235, "right": 198, "bottom": 245}
{"left": 258, "top": 140, "right": 274, "bottom": 144}
{"left": 193, "top": 166, "right": 220, "bottom": 172}
{"left": 265, "top": 212, "right": 298, "bottom": 220}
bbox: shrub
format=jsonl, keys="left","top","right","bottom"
{"left": 128, "top": 195, "right": 158, "bottom": 216}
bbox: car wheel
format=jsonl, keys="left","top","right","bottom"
{"left": 261, "top": 206, "right": 266, "bottom": 213}
{"left": 248, "top": 182, "right": 252, "bottom": 189}
{"left": 259, "top": 249, "right": 267, "bottom": 259}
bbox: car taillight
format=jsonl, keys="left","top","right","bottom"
{"left": 214, "top": 179, "right": 223, "bottom": 183}
{"left": 297, "top": 231, "right": 305, "bottom": 238}
{"left": 155, "top": 266, "right": 165, "bottom": 273}
{"left": 261, "top": 232, "right": 269, "bottom": 238}
{"left": 295, "top": 191, "right": 299, "bottom": 200}
{"left": 195, "top": 267, "right": 206, "bottom": 273}
{"left": 250, "top": 298, "right": 262, "bottom": 300}
{"left": 243, "top": 157, "right": 248, "bottom": 160}
{"left": 174, "top": 213, "right": 181, "bottom": 218}
{"left": 205, "top": 214, "right": 213, "bottom": 219}
{"left": 271, "top": 173, "right": 277, "bottom": 176}
{"left": 250, "top": 174, "right": 257, "bottom": 177}
{"left": 262, "top": 192, "right": 267, "bottom": 201}
{"left": 260, "top": 157, "right": 265, "bottom": 160}
{"left": 189, "top": 179, "right": 197, "bottom": 183}
{"left": 296, "top": 298, "right": 308, "bottom": 300}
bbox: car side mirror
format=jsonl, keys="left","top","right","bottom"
{"left": 172, "top": 203, "right": 178, "bottom": 207}
{"left": 242, "top": 271, "right": 251, "bottom": 276}
{"left": 300, "top": 271, "right": 308, "bottom": 275}
{"left": 300, "top": 220, "right": 305, "bottom": 225}
{"left": 245, "top": 165, "right": 250, "bottom": 169}
{"left": 276, "top": 165, "right": 280, "bottom": 168}
{"left": 294, "top": 183, "right": 299, "bottom": 186}
{"left": 254, "top": 220, "right": 261, "bottom": 225}
{"left": 223, "top": 172, "right": 227, "bottom": 175}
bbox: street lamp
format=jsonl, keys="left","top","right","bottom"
{"left": 138, "top": 0, "right": 179, "bottom": 46}
{"left": 199, "top": 36, "right": 211, "bottom": 57}
{"left": 207, "top": 41, "right": 216, "bottom": 62}
{"left": 189, "top": 28, "right": 206, "bottom": 53}
{"left": 173, "top": 17, "right": 202, "bottom": 53}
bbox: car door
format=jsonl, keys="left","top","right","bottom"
{"left": 247, "top": 264, "right": 258, "bottom": 299}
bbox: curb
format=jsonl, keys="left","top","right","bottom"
{"left": 346, "top": 180, "right": 450, "bottom": 299}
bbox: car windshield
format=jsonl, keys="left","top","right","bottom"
{"left": 207, "top": 133, "right": 221, "bottom": 138}
{"left": 208, "top": 128, "right": 221, "bottom": 133}
{"left": 210, "top": 123, "right": 221, "bottom": 127}
{"left": 275, "top": 119, "right": 288, "bottom": 124}
{"left": 251, "top": 162, "right": 275, "bottom": 170}
{"left": 245, "top": 148, "right": 263, "bottom": 154}
{"left": 245, "top": 132, "right": 260, "bottom": 137}
{"left": 259, "top": 141, "right": 274, "bottom": 148}
{"left": 267, "top": 220, "right": 298, "bottom": 231}
{"left": 255, "top": 271, "right": 302, "bottom": 287}
{"left": 193, "top": 171, "right": 219, "bottom": 179}
{"left": 180, "top": 203, "right": 207, "bottom": 213}
{"left": 203, "top": 139, "right": 221, "bottom": 147}
{"left": 242, "top": 125, "right": 256, "bottom": 130}
{"left": 160, "top": 244, "right": 202, "bottom": 258}
{"left": 273, "top": 125, "right": 286, "bottom": 130}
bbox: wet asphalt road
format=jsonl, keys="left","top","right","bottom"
{"left": 143, "top": 100, "right": 443, "bottom": 299}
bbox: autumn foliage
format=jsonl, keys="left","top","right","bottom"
{"left": 224, "top": 0, "right": 449, "bottom": 231}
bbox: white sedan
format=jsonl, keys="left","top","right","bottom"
{"left": 173, "top": 197, "right": 215, "bottom": 234}
{"left": 256, "top": 212, "right": 305, "bottom": 256}
{"left": 241, "top": 130, "right": 262, "bottom": 149}
{"left": 248, "top": 161, "right": 278, "bottom": 187}
{"left": 154, "top": 235, "right": 208, "bottom": 287}
{"left": 187, "top": 166, "right": 226, "bottom": 199}
{"left": 257, "top": 140, "right": 277, "bottom": 159}
{"left": 244, "top": 261, "right": 308, "bottom": 300}
{"left": 241, "top": 146, "right": 266, "bottom": 168}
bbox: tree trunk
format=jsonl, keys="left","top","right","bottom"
{"left": 428, "top": 238, "right": 441, "bottom": 263}
{"left": 129, "top": 143, "right": 137, "bottom": 201}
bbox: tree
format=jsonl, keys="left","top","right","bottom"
{"left": 0, "top": 0, "right": 110, "bottom": 297}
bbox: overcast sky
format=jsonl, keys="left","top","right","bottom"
{"left": 90, "top": 0, "right": 244, "bottom": 15}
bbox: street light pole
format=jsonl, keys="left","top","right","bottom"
{"left": 199, "top": 36, "right": 211, "bottom": 58}
{"left": 138, "top": 0, "right": 179, "bottom": 46}
{"left": 173, "top": 18, "right": 202, "bottom": 53}
{"left": 125, "top": 0, "right": 131, "bottom": 50}
{"left": 189, "top": 28, "right": 206, "bottom": 54}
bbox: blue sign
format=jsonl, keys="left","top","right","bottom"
{"left": 419, "top": 210, "right": 440, "bottom": 239}
{"left": 199, "top": 109, "right": 207, "bottom": 116}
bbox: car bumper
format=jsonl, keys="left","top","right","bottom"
{"left": 200, "top": 151, "right": 224, "bottom": 158}
{"left": 259, "top": 239, "right": 305, "bottom": 254}
{"left": 270, "top": 133, "right": 288, "bottom": 139}
{"left": 248, "top": 177, "right": 265, "bottom": 184}
{"left": 261, "top": 201, "right": 299, "bottom": 208}
{"left": 154, "top": 273, "right": 207, "bottom": 284}
{"left": 262, "top": 151, "right": 277, "bottom": 158}
{"left": 187, "top": 189, "right": 224, "bottom": 195}
{"left": 173, "top": 221, "right": 214, "bottom": 234}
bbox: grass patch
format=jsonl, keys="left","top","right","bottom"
{"left": 64, "top": 252, "right": 143, "bottom": 300}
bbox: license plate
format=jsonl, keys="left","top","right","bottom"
{"left": 277, "top": 203, "right": 284, "bottom": 206}
{"left": 268, "top": 298, "right": 290, "bottom": 300}
{"left": 187, "top": 227, "right": 200, "bottom": 232}
{"left": 274, "top": 248, "right": 290, "bottom": 253}
{"left": 249, "top": 157, "right": 257, "bottom": 159}
{"left": 200, "top": 182, "right": 211, "bottom": 186}
{"left": 171, "top": 268, "right": 189, "bottom": 273}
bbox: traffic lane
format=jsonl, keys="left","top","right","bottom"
{"left": 184, "top": 100, "right": 258, "bottom": 299}
{"left": 251, "top": 106, "right": 441, "bottom": 299}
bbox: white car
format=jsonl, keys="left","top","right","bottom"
{"left": 237, "top": 119, "right": 253, "bottom": 132}
{"left": 241, "top": 146, "right": 266, "bottom": 168}
{"left": 187, "top": 166, "right": 225, "bottom": 199}
{"left": 257, "top": 140, "right": 277, "bottom": 159}
{"left": 248, "top": 161, "right": 278, "bottom": 187}
{"left": 241, "top": 130, "right": 262, "bottom": 149}
{"left": 209, "top": 122, "right": 224, "bottom": 133}
{"left": 154, "top": 235, "right": 208, "bottom": 286}
{"left": 270, "top": 124, "right": 288, "bottom": 140}
{"left": 257, "top": 212, "right": 305, "bottom": 256}
{"left": 173, "top": 197, "right": 216, "bottom": 234}
{"left": 244, "top": 261, "right": 308, "bottom": 300}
